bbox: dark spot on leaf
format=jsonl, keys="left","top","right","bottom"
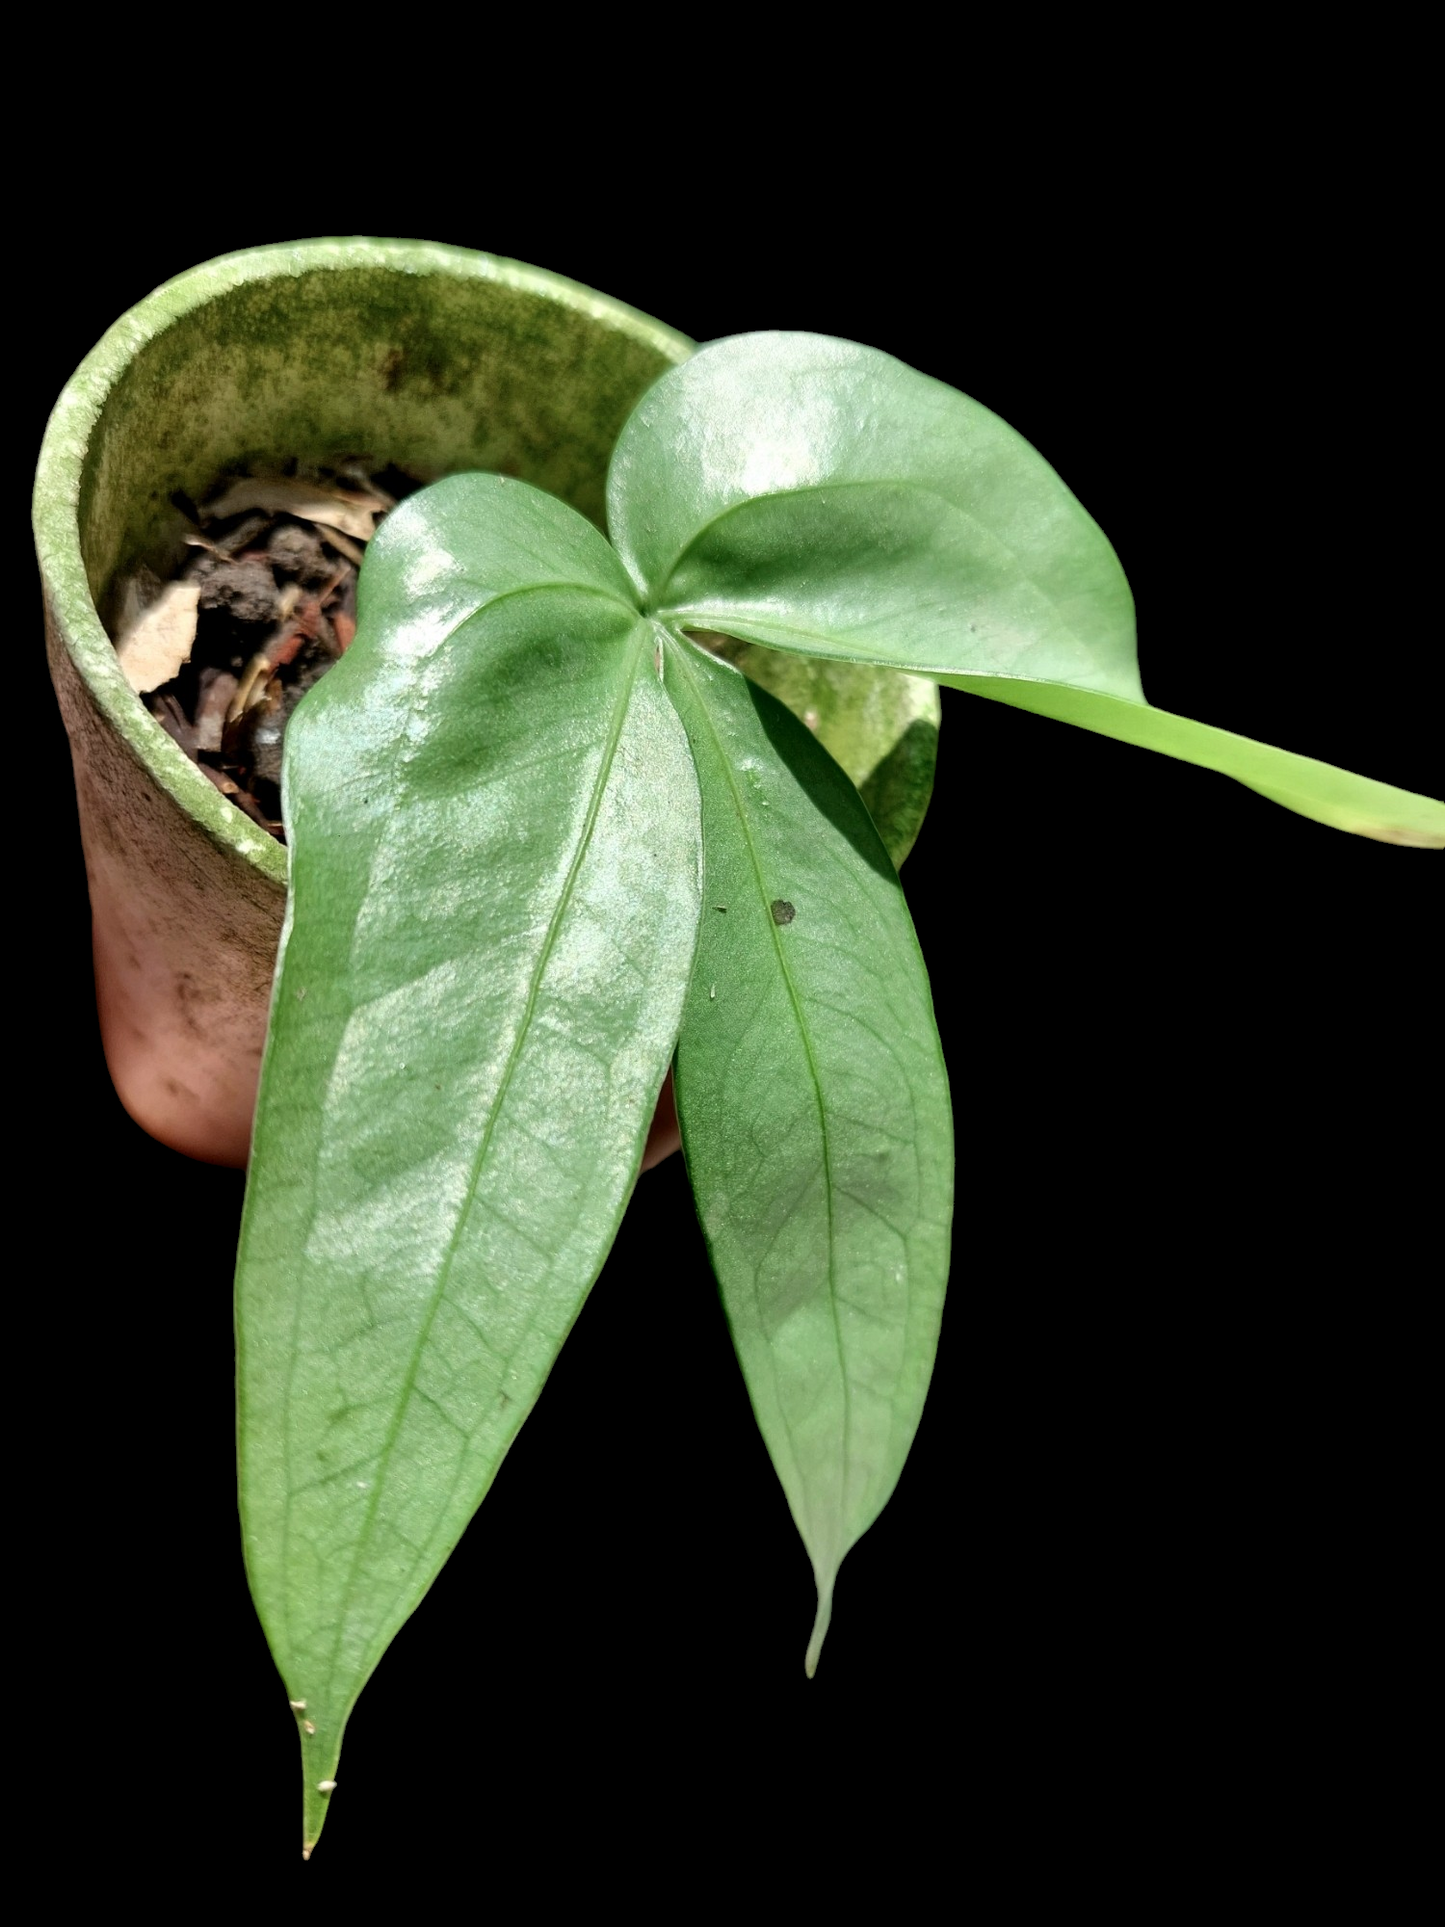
{"left": 771, "top": 899, "right": 796, "bottom": 926}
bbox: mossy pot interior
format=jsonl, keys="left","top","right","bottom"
{"left": 37, "top": 237, "right": 693, "bottom": 884}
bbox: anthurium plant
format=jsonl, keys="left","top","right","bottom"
{"left": 233, "top": 331, "right": 1443, "bottom": 1853}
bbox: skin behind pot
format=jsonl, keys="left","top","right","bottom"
{"left": 36, "top": 240, "right": 693, "bottom": 1166}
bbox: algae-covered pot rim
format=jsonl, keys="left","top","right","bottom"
{"left": 33, "top": 237, "right": 694, "bottom": 887}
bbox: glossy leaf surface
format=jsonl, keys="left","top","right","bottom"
{"left": 611, "top": 332, "right": 1140, "bottom": 698}
{"left": 666, "top": 638, "right": 953, "bottom": 1672}
{"left": 236, "top": 476, "right": 701, "bottom": 1851}
{"left": 611, "top": 334, "right": 1443, "bottom": 846}
{"left": 234, "top": 318, "right": 1438, "bottom": 1858}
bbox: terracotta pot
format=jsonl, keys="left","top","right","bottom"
{"left": 34, "top": 239, "right": 692, "bottom": 1166}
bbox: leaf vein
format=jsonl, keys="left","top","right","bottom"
{"left": 311, "top": 621, "right": 650, "bottom": 1708}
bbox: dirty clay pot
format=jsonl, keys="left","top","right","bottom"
{"left": 35, "top": 239, "right": 692, "bottom": 1166}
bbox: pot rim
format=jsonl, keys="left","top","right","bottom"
{"left": 33, "top": 236, "right": 693, "bottom": 884}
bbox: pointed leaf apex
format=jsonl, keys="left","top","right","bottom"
{"left": 805, "top": 1583, "right": 835, "bottom": 1678}
{"left": 301, "top": 1755, "right": 340, "bottom": 1859}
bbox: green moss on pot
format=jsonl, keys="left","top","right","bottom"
{"left": 36, "top": 238, "right": 694, "bottom": 890}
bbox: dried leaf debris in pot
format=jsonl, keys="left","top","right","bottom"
{"left": 109, "top": 467, "right": 421, "bottom": 840}
{"left": 114, "top": 580, "right": 200, "bottom": 694}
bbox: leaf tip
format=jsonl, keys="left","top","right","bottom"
{"left": 300, "top": 1743, "right": 342, "bottom": 1859}
{"left": 804, "top": 1583, "right": 835, "bottom": 1678}
{"left": 1367, "top": 824, "right": 1445, "bottom": 850}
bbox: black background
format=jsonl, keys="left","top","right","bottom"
{"left": 25, "top": 165, "right": 1437, "bottom": 1889}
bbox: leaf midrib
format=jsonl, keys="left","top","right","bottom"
{"left": 642, "top": 477, "right": 1121, "bottom": 678}
{"left": 310, "top": 615, "right": 652, "bottom": 1711}
{"left": 667, "top": 608, "right": 1140, "bottom": 701}
{"left": 267, "top": 580, "right": 638, "bottom": 1667}
{"left": 670, "top": 635, "right": 853, "bottom": 1559}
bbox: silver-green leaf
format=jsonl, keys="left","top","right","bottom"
{"left": 665, "top": 636, "right": 953, "bottom": 1673}
{"left": 611, "top": 333, "right": 1442, "bottom": 847}
{"left": 236, "top": 476, "right": 701, "bottom": 1853}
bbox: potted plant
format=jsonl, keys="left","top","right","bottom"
{"left": 31, "top": 229, "right": 1441, "bottom": 1865}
